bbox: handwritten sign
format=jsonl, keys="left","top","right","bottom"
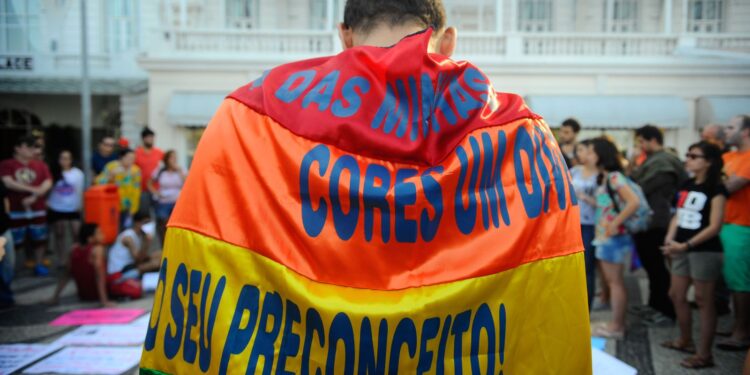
{"left": 23, "top": 347, "right": 141, "bottom": 375}
{"left": 0, "top": 344, "right": 62, "bottom": 375}
{"left": 50, "top": 309, "right": 145, "bottom": 326}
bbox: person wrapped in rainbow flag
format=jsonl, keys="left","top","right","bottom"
{"left": 140, "top": 1, "right": 591, "bottom": 373}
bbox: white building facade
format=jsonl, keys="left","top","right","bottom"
{"left": 2, "top": 0, "right": 750, "bottom": 167}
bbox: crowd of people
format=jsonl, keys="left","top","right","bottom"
{"left": 0, "top": 127, "right": 186, "bottom": 308}
{"left": 561, "top": 115, "right": 750, "bottom": 369}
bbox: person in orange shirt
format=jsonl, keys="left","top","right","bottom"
{"left": 718, "top": 114, "right": 750, "bottom": 351}
{"left": 134, "top": 127, "right": 164, "bottom": 216}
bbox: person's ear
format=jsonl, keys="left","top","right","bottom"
{"left": 437, "top": 26, "right": 457, "bottom": 57}
{"left": 338, "top": 23, "right": 354, "bottom": 50}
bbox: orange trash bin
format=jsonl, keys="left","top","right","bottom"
{"left": 84, "top": 184, "right": 120, "bottom": 244}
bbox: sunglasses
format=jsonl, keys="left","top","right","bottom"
{"left": 685, "top": 153, "right": 705, "bottom": 160}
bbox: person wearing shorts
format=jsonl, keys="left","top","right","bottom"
{"left": 718, "top": 115, "right": 750, "bottom": 351}
{"left": 661, "top": 141, "right": 727, "bottom": 369}
{"left": 589, "top": 138, "right": 641, "bottom": 339}
{"left": 47, "top": 150, "right": 84, "bottom": 269}
{"left": 0, "top": 136, "right": 52, "bottom": 276}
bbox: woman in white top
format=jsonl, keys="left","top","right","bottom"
{"left": 147, "top": 150, "right": 186, "bottom": 244}
{"left": 47, "top": 150, "right": 85, "bottom": 268}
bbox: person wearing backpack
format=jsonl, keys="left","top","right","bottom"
{"left": 661, "top": 141, "right": 727, "bottom": 369}
{"left": 590, "top": 137, "right": 641, "bottom": 339}
{"left": 631, "top": 125, "right": 687, "bottom": 326}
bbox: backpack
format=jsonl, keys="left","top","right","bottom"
{"left": 606, "top": 174, "right": 652, "bottom": 233}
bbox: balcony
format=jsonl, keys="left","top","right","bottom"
{"left": 147, "top": 28, "right": 750, "bottom": 62}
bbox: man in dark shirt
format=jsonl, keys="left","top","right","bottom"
{"left": 631, "top": 125, "right": 687, "bottom": 325}
{"left": 92, "top": 136, "right": 118, "bottom": 175}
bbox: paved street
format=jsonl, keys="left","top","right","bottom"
{"left": 0, "top": 268, "right": 746, "bottom": 374}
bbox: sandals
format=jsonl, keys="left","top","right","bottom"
{"left": 679, "top": 354, "right": 714, "bottom": 369}
{"left": 660, "top": 339, "right": 696, "bottom": 354}
{"left": 716, "top": 338, "right": 750, "bottom": 351}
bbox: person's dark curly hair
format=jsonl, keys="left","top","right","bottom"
{"left": 343, "top": 0, "right": 446, "bottom": 34}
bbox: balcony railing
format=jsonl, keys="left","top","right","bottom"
{"left": 694, "top": 34, "right": 750, "bottom": 53}
{"left": 149, "top": 28, "right": 750, "bottom": 60}
{"left": 521, "top": 34, "right": 679, "bottom": 56}
{"left": 160, "top": 28, "right": 335, "bottom": 56}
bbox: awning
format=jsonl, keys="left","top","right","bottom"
{"left": 525, "top": 95, "right": 689, "bottom": 129}
{"left": 166, "top": 92, "right": 226, "bottom": 127}
{"left": 696, "top": 96, "right": 750, "bottom": 127}
{"left": 0, "top": 77, "right": 147, "bottom": 95}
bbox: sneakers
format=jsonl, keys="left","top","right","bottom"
{"left": 33, "top": 264, "right": 49, "bottom": 277}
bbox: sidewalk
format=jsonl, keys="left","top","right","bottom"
{"left": 1, "top": 269, "right": 746, "bottom": 374}
{"left": 591, "top": 268, "right": 746, "bottom": 374}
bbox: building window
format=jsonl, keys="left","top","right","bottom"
{"left": 310, "top": 0, "right": 326, "bottom": 30}
{"left": 518, "top": 0, "right": 552, "bottom": 32}
{"left": 0, "top": 0, "right": 40, "bottom": 52}
{"left": 108, "top": 0, "right": 139, "bottom": 52}
{"left": 227, "top": 0, "right": 259, "bottom": 29}
{"left": 610, "top": 0, "right": 638, "bottom": 32}
{"left": 688, "top": 0, "right": 724, "bottom": 33}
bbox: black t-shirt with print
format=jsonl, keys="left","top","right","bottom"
{"left": 673, "top": 179, "right": 728, "bottom": 252}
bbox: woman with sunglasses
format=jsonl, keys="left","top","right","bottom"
{"left": 661, "top": 141, "right": 727, "bottom": 369}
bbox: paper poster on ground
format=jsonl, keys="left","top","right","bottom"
{"left": 52, "top": 325, "right": 147, "bottom": 347}
{"left": 23, "top": 347, "right": 141, "bottom": 375}
{"left": 592, "top": 347, "right": 638, "bottom": 375}
{"left": 49, "top": 308, "right": 145, "bottom": 326}
{"left": 0, "top": 344, "right": 62, "bottom": 375}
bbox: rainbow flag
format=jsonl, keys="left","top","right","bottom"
{"left": 140, "top": 29, "right": 590, "bottom": 374}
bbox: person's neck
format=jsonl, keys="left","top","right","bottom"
{"left": 143, "top": 145, "right": 153, "bottom": 151}
{"left": 739, "top": 139, "right": 750, "bottom": 152}
{"left": 583, "top": 164, "right": 597, "bottom": 173}
{"left": 62, "top": 166, "right": 72, "bottom": 171}
{"left": 14, "top": 155, "right": 30, "bottom": 164}
{"left": 694, "top": 171, "right": 707, "bottom": 184}
{"left": 354, "top": 23, "right": 426, "bottom": 48}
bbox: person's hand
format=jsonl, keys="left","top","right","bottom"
{"left": 0, "top": 238, "right": 5, "bottom": 261}
{"left": 661, "top": 241, "right": 688, "bottom": 256}
{"left": 605, "top": 222, "right": 619, "bottom": 237}
{"left": 21, "top": 194, "right": 37, "bottom": 207}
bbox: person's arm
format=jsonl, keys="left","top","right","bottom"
{"left": 605, "top": 181, "right": 640, "bottom": 236}
{"left": 91, "top": 245, "right": 114, "bottom": 307}
{"left": 36, "top": 178, "right": 52, "bottom": 196}
{"left": 1, "top": 175, "right": 35, "bottom": 193}
{"left": 663, "top": 213, "right": 679, "bottom": 245}
{"left": 147, "top": 176, "right": 159, "bottom": 197}
{"left": 664, "top": 195, "right": 726, "bottom": 254}
{"left": 121, "top": 236, "right": 142, "bottom": 263}
{"left": 637, "top": 172, "right": 675, "bottom": 197}
{"left": 726, "top": 175, "right": 750, "bottom": 194}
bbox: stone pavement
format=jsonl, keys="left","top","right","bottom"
{"left": 0, "top": 268, "right": 747, "bottom": 374}
{"left": 591, "top": 269, "right": 747, "bottom": 375}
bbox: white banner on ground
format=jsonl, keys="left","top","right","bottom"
{"left": 0, "top": 344, "right": 62, "bottom": 375}
{"left": 23, "top": 347, "right": 141, "bottom": 375}
{"left": 592, "top": 347, "right": 638, "bottom": 375}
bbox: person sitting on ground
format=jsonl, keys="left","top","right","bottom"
{"left": 661, "top": 141, "right": 727, "bottom": 369}
{"left": 48, "top": 223, "right": 113, "bottom": 307}
{"left": 106, "top": 211, "right": 160, "bottom": 299}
